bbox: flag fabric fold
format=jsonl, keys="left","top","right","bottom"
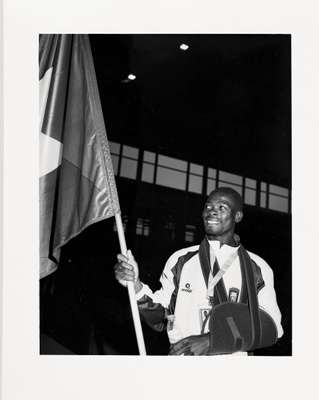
{"left": 39, "top": 34, "right": 120, "bottom": 279}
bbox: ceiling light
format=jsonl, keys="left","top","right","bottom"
{"left": 180, "top": 43, "right": 189, "bottom": 51}
{"left": 128, "top": 74, "right": 136, "bottom": 80}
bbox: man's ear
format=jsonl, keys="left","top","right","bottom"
{"left": 235, "top": 211, "right": 243, "bottom": 223}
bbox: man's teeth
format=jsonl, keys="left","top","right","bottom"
{"left": 207, "top": 220, "right": 219, "bottom": 224}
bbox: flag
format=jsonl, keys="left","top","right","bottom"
{"left": 39, "top": 34, "right": 120, "bottom": 279}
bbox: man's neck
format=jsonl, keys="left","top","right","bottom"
{"left": 206, "top": 234, "right": 237, "bottom": 247}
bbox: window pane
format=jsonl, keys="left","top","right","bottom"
{"left": 207, "top": 178, "right": 216, "bottom": 195}
{"left": 208, "top": 168, "right": 216, "bottom": 178}
{"left": 136, "top": 218, "right": 150, "bottom": 236}
{"left": 261, "top": 182, "right": 267, "bottom": 191}
{"left": 144, "top": 151, "right": 155, "bottom": 163}
{"left": 244, "top": 188, "right": 256, "bottom": 205}
{"left": 136, "top": 219, "right": 143, "bottom": 235}
{"left": 269, "top": 184, "right": 289, "bottom": 197}
{"left": 156, "top": 166, "right": 186, "bottom": 190}
{"left": 260, "top": 192, "right": 266, "bottom": 207}
{"left": 120, "top": 158, "right": 137, "bottom": 180}
{"left": 245, "top": 178, "right": 256, "bottom": 189}
{"left": 190, "top": 163, "right": 203, "bottom": 175}
{"left": 109, "top": 141, "right": 120, "bottom": 154}
{"left": 123, "top": 145, "right": 139, "bottom": 159}
{"left": 186, "top": 224, "right": 196, "bottom": 229}
{"left": 219, "top": 171, "right": 243, "bottom": 185}
{"left": 141, "top": 163, "right": 155, "bottom": 183}
{"left": 185, "top": 231, "right": 194, "bottom": 242}
{"left": 158, "top": 155, "right": 187, "bottom": 171}
{"left": 188, "top": 175, "right": 202, "bottom": 194}
{"left": 185, "top": 224, "right": 196, "bottom": 243}
{"left": 111, "top": 155, "right": 119, "bottom": 175}
{"left": 269, "top": 195, "right": 289, "bottom": 213}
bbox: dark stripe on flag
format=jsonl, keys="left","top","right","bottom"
{"left": 40, "top": 35, "right": 73, "bottom": 143}
{"left": 39, "top": 35, "right": 59, "bottom": 80}
{"left": 39, "top": 34, "right": 119, "bottom": 279}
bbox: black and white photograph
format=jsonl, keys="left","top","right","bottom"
{"left": 2, "top": 1, "right": 319, "bottom": 399}
{"left": 39, "top": 34, "right": 291, "bottom": 357}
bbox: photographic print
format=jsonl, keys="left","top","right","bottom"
{"left": 4, "top": 1, "right": 319, "bottom": 398}
{"left": 39, "top": 34, "right": 291, "bottom": 357}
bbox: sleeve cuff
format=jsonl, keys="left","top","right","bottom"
{"left": 135, "top": 282, "right": 154, "bottom": 301}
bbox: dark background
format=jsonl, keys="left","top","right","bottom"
{"left": 40, "top": 34, "right": 291, "bottom": 356}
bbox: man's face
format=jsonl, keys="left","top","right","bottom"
{"left": 202, "top": 191, "right": 242, "bottom": 241}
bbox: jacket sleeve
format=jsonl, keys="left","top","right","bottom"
{"left": 250, "top": 253, "right": 284, "bottom": 338}
{"left": 135, "top": 254, "right": 177, "bottom": 331}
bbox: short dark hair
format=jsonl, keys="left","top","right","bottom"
{"left": 208, "top": 187, "right": 243, "bottom": 211}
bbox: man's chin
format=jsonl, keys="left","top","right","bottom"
{"left": 204, "top": 227, "right": 221, "bottom": 236}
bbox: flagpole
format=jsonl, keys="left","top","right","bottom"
{"left": 114, "top": 212, "right": 147, "bottom": 355}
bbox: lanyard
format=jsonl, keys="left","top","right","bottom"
{"left": 207, "top": 249, "right": 239, "bottom": 298}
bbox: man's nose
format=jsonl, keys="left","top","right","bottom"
{"left": 208, "top": 207, "right": 218, "bottom": 216}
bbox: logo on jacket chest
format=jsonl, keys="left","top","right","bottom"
{"left": 181, "top": 282, "right": 192, "bottom": 293}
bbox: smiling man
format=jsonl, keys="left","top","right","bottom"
{"left": 114, "top": 187, "right": 283, "bottom": 355}
{"left": 202, "top": 187, "right": 243, "bottom": 245}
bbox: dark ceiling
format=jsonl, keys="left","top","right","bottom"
{"left": 90, "top": 34, "right": 291, "bottom": 188}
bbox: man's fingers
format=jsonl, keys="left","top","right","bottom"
{"left": 117, "top": 254, "right": 129, "bottom": 263}
{"left": 115, "top": 266, "right": 135, "bottom": 279}
{"left": 170, "top": 345, "right": 189, "bottom": 355}
{"left": 120, "top": 261, "right": 135, "bottom": 270}
{"left": 115, "top": 256, "right": 135, "bottom": 272}
{"left": 169, "top": 339, "right": 189, "bottom": 355}
{"left": 114, "top": 250, "right": 138, "bottom": 287}
{"left": 183, "top": 350, "right": 194, "bottom": 356}
{"left": 117, "top": 255, "right": 136, "bottom": 272}
{"left": 115, "top": 270, "right": 135, "bottom": 280}
{"left": 114, "top": 259, "right": 136, "bottom": 285}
